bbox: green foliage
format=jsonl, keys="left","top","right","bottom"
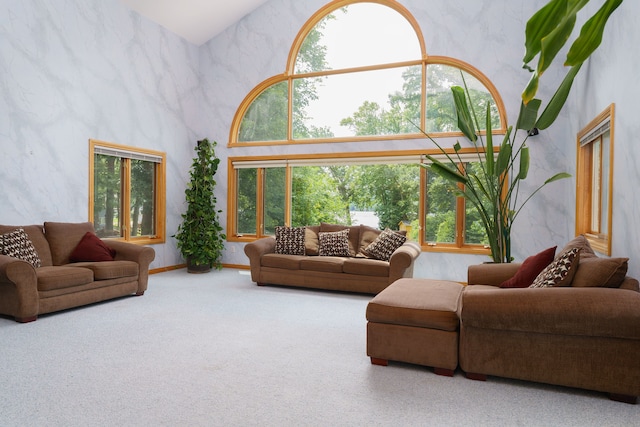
{"left": 174, "top": 139, "right": 226, "bottom": 269}
{"left": 422, "top": 0, "right": 620, "bottom": 262}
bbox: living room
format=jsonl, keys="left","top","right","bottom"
{"left": 1, "top": 0, "right": 639, "bottom": 424}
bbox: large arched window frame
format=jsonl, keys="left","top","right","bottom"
{"left": 229, "top": 0, "right": 507, "bottom": 146}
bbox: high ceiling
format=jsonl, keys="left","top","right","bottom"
{"left": 120, "top": 0, "right": 270, "bottom": 46}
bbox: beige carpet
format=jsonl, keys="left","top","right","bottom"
{"left": 0, "top": 268, "right": 637, "bottom": 426}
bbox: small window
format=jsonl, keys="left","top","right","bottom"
{"left": 89, "top": 139, "right": 166, "bottom": 244}
{"left": 576, "top": 104, "right": 614, "bottom": 255}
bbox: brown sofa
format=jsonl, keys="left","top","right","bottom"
{"left": 244, "top": 224, "right": 421, "bottom": 294}
{"left": 366, "top": 236, "right": 640, "bottom": 403}
{"left": 0, "top": 222, "right": 155, "bottom": 322}
{"left": 461, "top": 262, "right": 640, "bottom": 403}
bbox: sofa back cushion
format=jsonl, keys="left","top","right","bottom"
{"left": 44, "top": 222, "right": 95, "bottom": 265}
{"left": 0, "top": 224, "right": 53, "bottom": 266}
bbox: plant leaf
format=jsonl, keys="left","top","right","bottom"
{"left": 537, "top": 13, "right": 577, "bottom": 75}
{"left": 451, "top": 85, "right": 477, "bottom": 142}
{"left": 565, "top": 0, "right": 623, "bottom": 66}
{"left": 544, "top": 172, "right": 572, "bottom": 184}
{"left": 422, "top": 158, "right": 468, "bottom": 185}
{"left": 522, "top": 72, "right": 539, "bottom": 105}
{"left": 495, "top": 142, "right": 512, "bottom": 177}
{"left": 485, "top": 104, "right": 494, "bottom": 177}
{"left": 519, "top": 146, "right": 530, "bottom": 180}
{"left": 516, "top": 98, "right": 542, "bottom": 131}
{"left": 535, "top": 63, "right": 582, "bottom": 129}
{"left": 523, "top": 0, "right": 568, "bottom": 64}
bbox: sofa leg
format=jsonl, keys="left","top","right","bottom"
{"left": 609, "top": 393, "right": 637, "bottom": 404}
{"left": 370, "top": 357, "right": 388, "bottom": 366}
{"left": 434, "top": 367, "right": 455, "bottom": 377}
{"left": 465, "top": 372, "right": 487, "bottom": 381}
{"left": 257, "top": 282, "right": 266, "bottom": 286}
{"left": 135, "top": 291, "right": 145, "bottom": 296}
{"left": 15, "top": 315, "right": 37, "bottom": 323}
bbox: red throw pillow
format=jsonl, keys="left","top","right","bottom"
{"left": 500, "top": 246, "right": 556, "bottom": 288}
{"left": 69, "top": 232, "right": 116, "bottom": 262}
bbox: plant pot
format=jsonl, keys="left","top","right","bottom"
{"left": 186, "top": 257, "right": 211, "bottom": 274}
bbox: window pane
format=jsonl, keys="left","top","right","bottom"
{"left": 263, "top": 167, "right": 286, "bottom": 235}
{"left": 426, "top": 64, "right": 500, "bottom": 133}
{"left": 291, "top": 166, "right": 348, "bottom": 226}
{"left": 239, "top": 81, "right": 288, "bottom": 142}
{"left": 295, "top": 3, "right": 421, "bottom": 73}
{"left": 464, "top": 162, "right": 490, "bottom": 245}
{"left": 237, "top": 168, "right": 257, "bottom": 234}
{"left": 294, "top": 66, "right": 421, "bottom": 139}
{"left": 600, "top": 131, "right": 610, "bottom": 234}
{"left": 130, "top": 159, "right": 156, "bottom": 237}
{"left": 425, "top": 169, "right": 456, "bottom": 243}
{"left": 591, "top": 138, "right": 602, "bottom": 233}
{"left": 93, "top": 154, "right": 122, "bottom": 238}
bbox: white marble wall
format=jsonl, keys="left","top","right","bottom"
{"left": 2, "top": 0, "right": 636, "bottom": 281}
{"left": 0, "top": 0, "right": 202, "bottom": 269}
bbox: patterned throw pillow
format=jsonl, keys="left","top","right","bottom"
{"left": 274, "top": 226, "right": 306, "bottom": 255}
{"left": 1, "top": 228, "right": 42, "bottom": 268}
{"left": 362, "top": 228, "right": 407, "bottom": 261}
{"left": 530, "top": 247, "right": 580, "bottom": 288}
{"left": 318, "top": 229, "right": 351, "bottom": 257}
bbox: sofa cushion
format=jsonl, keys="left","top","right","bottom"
{"left": 358, "top": 225, "right": 382, "bottom": 255}
{"left": 299, "top": 256, "right": 346, "bottom": 273}
{"left": 318, "top": 229, "right": 351, "bottom": 257}
{"left": 305, "top": 226, "right": 320, "bottom": 256}
{"left": 362, "top": 228, "right": 407, "bottom": 261}
{"left": 274, "top": 226, "right": 306, "bottom": 256}
{"left": 44, "top": 222, "right": 95, "bottom": 266}
{"left": 69, "top": 232, "right": 116, "bottom": 262}
{"left": 320, "top": 223, "right": 360, "bottom": 256}
{"left": 571, "top": 256, "right": 629, "bottom": 288}
{"left": 500, "top": 246, "right": 556, "bottom": 288}
{"left": 68, "top": 260, "right": 139, "bottom": 280}
{"left": 558, "top": 235, "right": 597, "bottom": 259}
{"left": 261, "top": 254, "right": 304, "bottom": 270}
{"left": 342, "top": 257, "right": 389, "bottom": 277}
{"left": 530, "top": 247, "right": 580, "bottom": 288}
{"left": 1, "top": 228, "right": 42, "bottom": 268}
{"left": 36, "top": 266, "right": 94, "bottom": 291}
{"left": 0, "top": 225, "right": 52, "bottom": 266}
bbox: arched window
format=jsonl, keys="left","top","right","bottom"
{"left": 230, "top": 0, "right": 506, "bottom": 145}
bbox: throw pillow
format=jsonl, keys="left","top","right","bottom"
{"left": 500, "top": 246, "right": 556, "bottom": 288}
{"left": 362, "top": 228, "right": 407, "bottom": 261}
{"left": 318, "top": 229, "right": 351, "bottom": 257}
{"left": 530, "top": 247, "right": 580, "bottom": 288}
{"left": 69, "top": 232, "right": 116, "bottom": 262}
{"left": 571, "top": 257, "right": 629, "bottom": 288}
{"left": 274, "top": 226, "right": 306, "bottom": 256}
{"left": 1, "top": 228, "right": 42, "bottom": 268}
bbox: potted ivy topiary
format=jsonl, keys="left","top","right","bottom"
{"left": 174, "top": 139, "right": 226, "bottom": 273}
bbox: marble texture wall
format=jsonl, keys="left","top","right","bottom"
{"left": 2, "top": 0, "right": 637, "bottom": 281}
{"left": 0, "top": 0, "right": 202, "bottom": 269}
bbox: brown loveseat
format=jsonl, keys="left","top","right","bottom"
{"left": 0, "top": 222, "right": 155, "bottom": 322}
{"left": 244, "top": 224, "right": 421, "bottom": 294}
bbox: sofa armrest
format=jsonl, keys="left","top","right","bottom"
{"left": 104, "top": 241, "right": 155, "bottom": 295}
{"left": 467, "top": 262, "right": 522, "bottom": 287}
{"left": 0, "top": 255, "right": 39, "bottom": 321}
{"left": 243, "top": 237, "right": 276, "bottom": 282}
{"left": 388, "top": 241, "right": 421, "bottom": 282}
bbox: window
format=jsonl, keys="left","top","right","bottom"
{"left": 228, "top": 151, "right": 492, "bottom": 254}
{"left": 230, "top": 0, "right": 506, "bottom": 145}
{"left": 576, "top": 104, "right": 614, "bottom": 255}
{"left": 89, "top": 139, "right": 166, "bottom": 244}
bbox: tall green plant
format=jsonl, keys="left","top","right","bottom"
{"left": 174, "top": 139, "right": 226, "bottom": 270}
{"left": 421, "top": 0, "right": 622, "bottom": 263}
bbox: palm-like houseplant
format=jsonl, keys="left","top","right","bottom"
{"left": 174, "top": 139, "right": 226, "bottom": 273}
{"left": 421, "top": 0, "right": 622, "bottom": 263}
